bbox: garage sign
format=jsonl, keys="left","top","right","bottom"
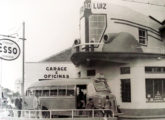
{"left": 0, "top": 39, "right": 21, "bottom": 61}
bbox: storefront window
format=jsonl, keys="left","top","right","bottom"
{"left": 146, "top": 79, "right": 165, "bottom": 102}
{"left": 121, "top": 79, "right": 131, "bottom": 102}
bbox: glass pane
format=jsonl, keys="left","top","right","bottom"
{"left": 146, "top": 79, "right": 165, "bottom": 102}
{"left": 139, "top": 29, "right": 147, "bottom": 45}
{"left": 89, "top": 15, "right": 106, "bottom": 43}
{"left": 163, "top": 80, "right": 165, "bottom": 98}
{"left": 139, "top": 38, "right": 145, "bottom": 44}
{"left": 121, "top": 79, "right": 131, "bottom": 102}
{"left": 59, "top": 89, "right": 66, "bottom": 96}
{"left": 50, "top": 89, "right": 57, "bottom": 96}
{"left": 80, "top": 17, "right": 85, "bottom": 45}
{"left": 98, "top": 16, "right": 104, "bottom": 21}
{"left": 154, "top": 79, "right": 162, "bottom": 96}
{"left": 87, "top": 70, "right": 96, "bottom": 76}
{"left": 67, "top": 90, "right": 74, "bottom": 96}
{"left": 146, "top": 79, "right": 153, "bottom": 98}
{"left": 43, "top": 90, "right": 49, "bottom": 96}
{"left": 27, "top": 90, "right": 32, "bottom": 96}
{"left": 120, "top": 67, "right": 130, "bottom": 74}
{"left": 36, "top": 90, "right": 42, "bottom": 96}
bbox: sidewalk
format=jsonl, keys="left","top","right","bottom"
{"left": 119, "top": 114, "right": 165, "bottom": 120}
{"left": 0, "top": 117, "right": 117, "bottom": 120}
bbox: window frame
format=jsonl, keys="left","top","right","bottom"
{"left": 139, "top": 28, "right": 148, "bottom": 46}
{"left": 145, "top": 78, "right": 165, "bottom": 102}
{"left": 88, "top": 14, "right": 107, "bottom": 46}
{"left": 87, "top": 69, "right": 96, "bottom": 76}
{"left": 145, "top": 67, "right": 165, "bottom": 74}
{"left": 120, "top": 67, "right": 130, "bottom": 74}
{"left": 121, "top": 79, "right": 131, "bottom": 102}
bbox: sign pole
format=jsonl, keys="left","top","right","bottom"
{"left": 21, "top": 22, "right": 25, "bottom": 109}
{"left": 0, "top": 59, "right": 2, "bottom": 108}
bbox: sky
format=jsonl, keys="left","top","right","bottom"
{"left": 0, "top": 0, "right": 165, "bottom": 91}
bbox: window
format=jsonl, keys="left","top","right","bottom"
{"left": 146, "top": 79, "right": 165, "bottom": 102}
{"left": 67, "top": 85, "right": 75, "bottom": 96}
{"left": 43, "top": 90, "right": 49, "bottom": 96}
{"left": 89, "top": 14, "right": 107, "bottom": 45}
{"left": 160, "top": 26, "right": 165, "bottom": 40}
{"left": 145, "top": 67, "right": 165, "bottom": 73}
{"left": 35, "top": 90, "right": 42, "bottom": 96}
{"left": 120, "top": 67, "right": 130, "bottom": 74}
{"left": 139, "top": 28, "right": 147, "bottom": 45}
{"left": 50, "top": 89, "right": 57, "bottom": 96}
{"left": 26, "top": 90, "right": 32, "bottom": 96}
{"left": 59, "top": 89, "right": 66, "bottom": 96}
{"left": 78, "top": 71, "right": 81, "bottom": 78}
{"left": 87, "top": 69, "right": 96, "bottom": 76}
{"left": 67, "top": 90, "right": 74, "bottom": 96}
{"left": 80, "top": 17, "right": 85, "bottom": 45}
{"left": 121, "top": 79, "right": 131, "bottom": 102}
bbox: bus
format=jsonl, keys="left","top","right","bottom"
{"left": 24, "top": 76, "right": 120, "bottom": 118}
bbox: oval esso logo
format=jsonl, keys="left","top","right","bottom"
{"left": 0, "top": 39, "right": 21, "bottom": 61}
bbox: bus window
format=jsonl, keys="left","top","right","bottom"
{"left": 43, "top": 90, "right": 49, "bottom": 96}
{"left": 26, "top": 91, "right": 28, "bottom": 96}
{"left": 59, "top": 89, "right": 66, "bottom": 96}
{"left": 50, "top": 89, "right": 57, "bottom": 96}
{"left": 28, "top": 90, "right": 33, "bottom": 96}
{"left": 32, "top": 90, "right": 35, "bottom": 96}
{"left": 67, "top": 85, "right": 75, "bottom": 96}
{"left": 67, "top": 89, "right": 74, "bottom": 96}
{"left": 36, "top": 90, "right": 42, "bottom": 96}
{"left": 26, "top": 90, "right": 30, "bottom": 96}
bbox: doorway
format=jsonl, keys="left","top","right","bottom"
{"left": 76, "top": 85, "right": 87, "bottom": 109}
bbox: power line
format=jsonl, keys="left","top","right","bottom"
{"left": 0, "top": 34, "right": 17, "bottom": 38}
{"left": 122, "top": 0, "right": 165, "bottom": 7}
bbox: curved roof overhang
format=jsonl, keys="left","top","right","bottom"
{"left": 71, "top": 52, "right": 165, "bottom": 66}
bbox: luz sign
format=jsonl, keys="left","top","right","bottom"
{"left": 0, "top": 39, "right": 21, "bottom": 61}
{"left": 84, "top": 2, "right": 107, "bottom": 10}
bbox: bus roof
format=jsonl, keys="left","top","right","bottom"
{"left": 27, "top": 78, "right": 91, "bottom": 89}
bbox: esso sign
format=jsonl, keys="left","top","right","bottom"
{"left": 0, "top": 39, "right": 21, "bottom": 61}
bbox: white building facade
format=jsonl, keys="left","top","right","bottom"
{"left": 25, "top": 0, "right": 165, "bottom": 119}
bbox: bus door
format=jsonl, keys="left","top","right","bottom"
{"left": 76, "top": 85, "right": 87, "bottom": 109}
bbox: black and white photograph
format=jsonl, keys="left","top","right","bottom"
{"left": 0, "top": 0, "right": 165, "bottom": 119}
